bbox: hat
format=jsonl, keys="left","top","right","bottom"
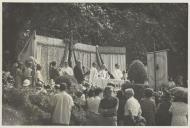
{"left": 23, "top": 79, "right": 31, "bottom": 87}
{"left": 144, "top": 88, "right": 154, "bottom": 97}
{"left": 121, "top": 81, "right": 131, "bottom": 90}
{"left": 170, "top": 87, "right": 187, "bottom": 99}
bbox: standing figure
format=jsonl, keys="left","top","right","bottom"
{"left": 121, "top": 70, "right": 128, "bottom": 81}
{"left": 59, "top": 61, "right": 74, "bottom": 76}
{"left": 23, "top": 61, "right": 33, "bottom": 83}
{"left": 36, "top": 64, "right": 44, "bottom": 86}
{"left": 98, "top": 64, "right": 109, "bottom": 79}
{"left": 49, "top": 61, "right": 59, "bottom": 82}
{"left": 89, "top": 62, "right": 98, "bottom": 85}
{"left": 112, "top": 64, "right": 123, "bottom": 80}
{"left": 50, "top": 83, "right": 74, "bottom": 125}
{"left": 140, "top": 88, "right": 156, "bottom": 126}
{"left": 156, "top": 92, "right": 172, "bottom": 126}
{"left": 175, "top": 75, "right": 184, "bottom": 87}
{"left": 124, "top": 88, "right": 142, "bottom": 126}
{"left": 169, "top": 93, "right": 188, "bottom": 126}
{"left": 116, "top": 82, "right": 131, "bottom": 125}
{"left": 74, "top": 61, "right": 84, "bottom": 84}
{"left": 98, "top": 86, "right": 119, "bottom": 126}
{"left": 15, "top": 62, "right": 24, "bottom": 88}
{"left": 86, "top": 88, "right": 103, "bottom": 125}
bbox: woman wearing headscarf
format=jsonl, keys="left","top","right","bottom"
{"left": 156, "top": 91, "right": 172, "bottom": 126}
{"left": 98, "top": 86, "right": 119, "bottom": 126}
{"left": 140, "top": 88, "right": 156, "bottom": 126}
{"left": 169, "top": 87, "right": 188, "bottom": 126}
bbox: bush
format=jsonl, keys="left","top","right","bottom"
{"left": 128, "top": 60, "right": 148, "bottom": 84}
{"left": 3, "top": 88, "right": 26, "bottom": 109}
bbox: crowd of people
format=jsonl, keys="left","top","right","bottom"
{"left": 49, "top": 80, "right": 187, "bottom": 126}
{"left": 3, "top": 58, "right": 188, "bottom": 126}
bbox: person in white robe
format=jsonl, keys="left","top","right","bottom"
{"left": 59, "top": 61, "right": 74, "bottom": 76}
{"left": 98, "top": 64, "right": 109, "bottom": 79}
{"left": 51, "top": 83, "right": 74, "bottom": 125}
{"left": 112, "top": 64, "right": 123, "bottom": 80}
{"left": 89, "top": 62, "right": 98, "bottom": 85}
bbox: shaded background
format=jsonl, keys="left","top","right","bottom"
{"left": 2, "top": 3, "right": 188, "bottom": 83}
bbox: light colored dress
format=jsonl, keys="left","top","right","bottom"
{"left": 89, "top": 67, "right": 98, "bottom": 84}
{"left": 124, "top": 96, "right": 142, "bottom": 116}
{"left": 112, "top": 68, "right": 123, "bottom": 79}
{"left": 169, "top": 102, "right": 188, "bottom": 126}
{"left": 51, "top": 91, "right": 74, "bottom": 125}
{"left": 60, "top": 67, "right": 74, "bottom": 76}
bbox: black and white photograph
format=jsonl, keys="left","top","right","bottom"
{"left": 1, "top": 1, "right": 189, "bottom": 126}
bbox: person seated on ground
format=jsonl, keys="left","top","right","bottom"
{"left": 49, "top": 61, "right": 60, "bottom": 82}
{"left": 124, "top": 88, "right": 143, "bottom": 126}
{"left": 59, "top": 61, "right": 74, "bottom": 76}
{"left": 156, "top": 91, "right": 172, "bottom": 126}
{"left": 89, "top": 62, "right": 98, "bottom": 85}
{"left": 112, "top": 64, "right": 123, "bottom": 80}
{"left": 98, "top": 64, "right": 110, "bottom": 79}
{"left": 116, "top": 81, "right": 131, "bottom": 126}
{"left": 74, "top": 61, "right": 84, "bottom": 84}
{"left": 140, "top": 88, "right": 156, "bottom": 126}
{"left": 98, "top": 86, "right": 119, "bottom": 126}
{"left": 168, "top": 77, "right": 176, "bottom": 89}
{"left": 50, "top": 83, "right": 74, "bottom": 125}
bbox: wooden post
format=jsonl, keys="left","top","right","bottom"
{"left": 153, "top": 38, "right": 157, "bottom": 91}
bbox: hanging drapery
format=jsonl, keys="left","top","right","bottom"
{"left": 147, "top": 50, "right": 168, "bottom": 89}
{"left": 99, "top": 46, "right": 126, "bottom": 74}
{"left": 96, "top": 46, "right": 104, "bottom": 68}
{"left": 60, "top": 39, "right": 69, "bottom": 67}
{"left": 17, "top": 31, "right": 36, "bottom": 62}
{"left": 35, "top": 35, "right": 66, "bottom": 82}
{"left": 21, "top": 33, "right": 126, "bottom": 82}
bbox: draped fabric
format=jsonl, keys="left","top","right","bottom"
{"left": 101, "top": 54, "right": 126, "bottom": 73}
{"left": 73, "top": 44, "right": 126, "bottom": 73}
{"left": 35, "top": 35, "right": 66, "bottom": 82}
{"left": 17, "top": 31, "right": 36, "bottom": 62}
{"left": 147, "top": 50, "right": 168, "bottom": 89}
{"left": 72, "top": 50, "right": 95, "bottom": 71}
{"left": 96, "top": 46, "right": 104, "bottom": 68}
{"left": 99, "top": 46, "right": 126, "bottom": 73}
{"left": 20, "top": 34, "right": 126, "bottom": 83}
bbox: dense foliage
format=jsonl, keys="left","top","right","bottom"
{"left": 3, "top": 3, "right": 188, "bottom": 80}
{"left": 2, "top": 72, "right": 89, "bottom": 125}
{"left": 128, "top": 59, "right": 148, "bottom": 84}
